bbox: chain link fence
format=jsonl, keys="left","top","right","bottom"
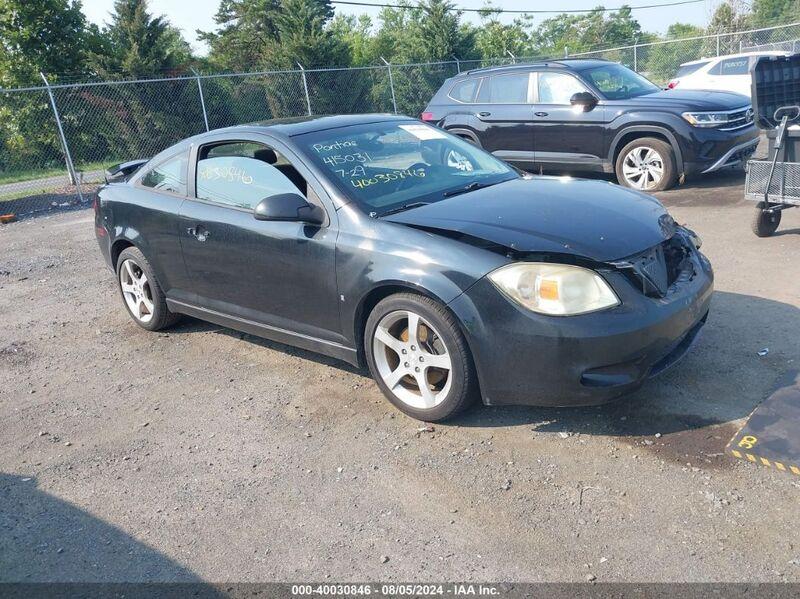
{"left": 569, "top": 22, "right": 800, "bottom": 85}
{"left": 1, "top": 21, "right": 799, "bottom": 221}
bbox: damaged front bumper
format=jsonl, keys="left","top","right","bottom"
{"left": 447, "top": 236, "right": 714, "bottom": 407}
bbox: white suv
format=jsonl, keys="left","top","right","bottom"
{"left": 668, "top": 51, "right": 789, "bottom": 97}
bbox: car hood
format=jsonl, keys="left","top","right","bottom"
{"left": 382, "top": 177, "right": 674, "bottom": 262}
{"left": 613, "top": 88, "right": 750, "bottom": 110}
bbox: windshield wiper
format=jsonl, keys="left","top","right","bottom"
{"left": 442, "top": 180, "right": 497, "bottom": 198}
{"left": 378, "top": 201, "right": 430, "bottom": 217}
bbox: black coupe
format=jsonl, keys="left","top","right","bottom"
{"left": 95, "top": 114, "right": 713, "bottom": 421}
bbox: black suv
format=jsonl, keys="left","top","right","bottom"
{"left": 423, "top": 59, "right": 759, "bottom": 191}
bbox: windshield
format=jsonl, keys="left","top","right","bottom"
{"left": 580, "top": 63, "right": 660, "bottom": 99}
{"left": 295, "top": 121, "right": 517, "bottom": 215}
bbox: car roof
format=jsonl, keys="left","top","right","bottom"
{"left": 221, "top": 113, "right": 415, "bottom": 137}
{"left": 680, "top": 50, "right": 789, "bottom": 66}
{"left": 461, "top": 58, "right": 614, "bottom": 77}
{"left": 142, "top": 114, "right": 417, "bottom": 167}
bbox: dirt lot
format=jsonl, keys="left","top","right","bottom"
{"left": 1, "top": 171, "right": 799, "bottom": 583}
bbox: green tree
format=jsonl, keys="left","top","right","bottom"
{"left": 0, "top": 0, "right": 93, "bottom": 87}
{"left": 88, "top": 0, "right": 192, "bottom": 79}
{"left": 751, "top": 0, "right": 800, "bottom": 27}
{"left": 0, "top": 0, "right": 97, "bottom": 175}
{"left": 704, "top": 1, "right": 749, "bottom": 55}
{"left": 531, "top": 6, "right": 642, "bottom": 58}
{"left": 644, "top": 22, "right": 704, "bottom": 85}
{"left": 475, "top": 6, "right": 533, "bottom": 60}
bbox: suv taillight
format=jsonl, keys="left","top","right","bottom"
{"left": 420, "top": 112, "right": 434, "bottom": 121}
{"left": 667, "top": 80, "right": 679, "bottom": 89}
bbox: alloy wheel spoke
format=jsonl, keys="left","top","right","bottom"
{"left": 124, "top": 260, "right": 136, "bottom": 282}
{"left": 375, "top": 325, "right": 405, "bottom": 356}
{"left": 405, "top": 312, "right": 420, "bottom": 347}
{"left": 414, "top": 372, "right": 437, "bottom": 408}
{"left": 422, "top": 351, "right": 450, "bottom": 370}
{"left": 384, "top": 365, "right": 406, "bottom": 389}
{"left": 121, "top": 282, "right": 136, "bottom": 294}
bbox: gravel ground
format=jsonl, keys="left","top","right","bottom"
{"left": 1, "top": 170, "right": 799, "bottom": 583}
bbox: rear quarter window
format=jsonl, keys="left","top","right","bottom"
{"left": 448, "top": 79, "right": 479, "bottom": 103}
{"left": 676, "top": 61, "right": 710, "bottom": 77}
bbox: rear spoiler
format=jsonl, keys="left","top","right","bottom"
{"left": 104, "top": 159, "right": 149, "bottom": 183}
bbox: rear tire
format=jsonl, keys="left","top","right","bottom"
{"left": 365, "top": 293, "right": 478, "bottom": 422}
{"left": 751, "top": 203, "right": 781, "bottom": 237}
{"left": 615, "top": 137, "right": 677, "bottom": 192}
{"left": 116, "top": 247, "right": 180, "bottom": 331}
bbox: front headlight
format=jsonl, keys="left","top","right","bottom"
{"left": 681, "top": 111, "right": 732, "bottom": 128}
{"left": 488, "top": 263, "right": 620, "bottom": 316}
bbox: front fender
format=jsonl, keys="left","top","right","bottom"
{"left": 335, "top": 218, "right": 508, "bottom": 348}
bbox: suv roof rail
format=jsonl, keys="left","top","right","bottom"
{"left": 462, "top": 57, "right": 613, "bottom": 77}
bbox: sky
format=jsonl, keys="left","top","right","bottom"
{"left": 80, "top": 0, "right": 725, "bottom": 56}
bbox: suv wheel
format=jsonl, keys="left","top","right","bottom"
{"left": 616, "top": 137, "right": 677, "bottom": 192}
{"left": 365, "top": 293, "right": 478, "bottom": 421}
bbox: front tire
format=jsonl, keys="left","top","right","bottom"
{"left": 615, "top": 137, "right": 677, "bottom": 192}
{"left": 365, "top": 293, "right": 478, "bottom": 421}
{"left": 751, "top": 202, "right": 781, "bottom": 237}
{"left": 116, "top": 247, "right": 180, "bottom": 331}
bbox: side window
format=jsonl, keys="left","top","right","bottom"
{"left": 488, "top": 73, "right": 530, "bottom": 103}
{"left": 449, "top": 78, "right": 479, "bottom": 103}
{"left": 196, "top": 142, "right": 308, "bottom": 210}
{"left": 140, "top": 153, "right": 187, "bottom": 195}
{"left": 537, "top": 72, "right": 588, "bottom": 104}
{"left": 710, "top": 57, "right": 749, "bottom": 76}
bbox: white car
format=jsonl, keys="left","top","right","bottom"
{"left": 668, "top": 51, "right": 789, "bottom": 97}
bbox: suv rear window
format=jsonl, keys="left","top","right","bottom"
{"left": 709, "top": 57, "right": 750, "bottom": 76}
{"left": 676, "top": 61, "right": 710, "bottom": 77}
{"left": 448, "top": 79, "right": 479, "bottom": 103}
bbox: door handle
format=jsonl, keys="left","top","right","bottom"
{"left": 534, "top": 111, "right": 549, "bottom": 117}
{"left": 477, "top": 111, "right": 491, "bottom": 117}
{"left": 187, "top": 225, "right": 210, "bottom": 242}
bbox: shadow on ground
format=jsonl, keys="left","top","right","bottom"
{"left": 164, "top": 290, "right": 798, "bottom": 458}
{"left": 0, "top": 473, "right": 216, "bottom": 586}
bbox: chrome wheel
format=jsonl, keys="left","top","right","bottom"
{"left": 372, "top": 310, "right": 453, "bottom": 409}
{"left": 119, "top": 258, "right": 154, "bottom": 323}
{"left": 622, "top": 146, "right": 664, "bottom": 190}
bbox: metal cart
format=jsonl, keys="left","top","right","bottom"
{"left": 745, "top": 53, "right": 800, "bottom": 237}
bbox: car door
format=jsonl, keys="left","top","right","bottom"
{"left": 468, "top": 71, "right": 536, "bottom": 165}
{"left": 127, "top": 150, "right": 192, "bottom": 295}
{"left": 530, "top": 70, "right": 608, "bottom": 171}
{"left": 177, "top": 134, "right": 343, "bottom": 345}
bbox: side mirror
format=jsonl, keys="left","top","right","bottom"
{"left": 253, "top": 193, "right": 325, "bottom": 225}
{"left": 570, "top": 92, "right": 598, "bottom": 111}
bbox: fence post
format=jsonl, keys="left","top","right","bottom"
{"left": 380, "top": 57, "right": 398, "bottom": 114}
{"left": 297, "top": 63, "right": 312, "bottom": 116}
{"left": 40, "top": 72, "right": 83, "bottom": 202}
{"left": 564, "top": 46, "right": 569, "bottom": 58}
{"left": 716, "top": 34, "right": 721, "bottom": 56}
{"left": 633, "top": 44, "right": 638, "bottom": 71}
{"left": 191, "top": 67, "right": 210, "bottom": 132}
{"left": 452, "top": 55, "right": 461, "bottom": 73}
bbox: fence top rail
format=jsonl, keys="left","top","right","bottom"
{"left": 569, "top": 20, "right": 800, "bottom": 57}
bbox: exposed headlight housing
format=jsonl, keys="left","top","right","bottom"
{"left": 488, "top": 263, "right": 620, "bottom": 316}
